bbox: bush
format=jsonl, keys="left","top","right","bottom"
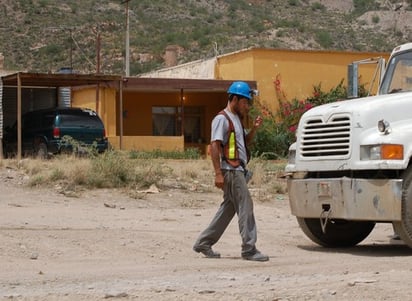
{"left": 88, "top": 150, "right": 130, "bottom": 187}
{"left": 311, "top": 2, "right": 326, "bottom": 11}
{"left": 288, "top": 0, "right": 300, "bottom": 6}
{"left": 316, "top": 30, "right": 333, "bottom": 48}
{"left": 251, "top": 116, "right": 292, "bottom": 159}
{"left": 372, "top": 15, "right": 380, "bottom": 24}
{"left": 353, "top": 0, "right": 379, "bottom": 16}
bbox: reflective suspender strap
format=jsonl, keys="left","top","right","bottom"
{"left": 219, "top": 110, "right": 241, "bottom": 168}
{"left": 228, "top": 131, "right": 236, "bottom": 159}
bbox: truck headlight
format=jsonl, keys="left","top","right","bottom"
{"left": 369, "top": 146, "right": 381, "bottom": 160}
{"left": 360, "top": 144, "right": 403, "bottom": 160}
{"left": 378, "top": 119, "right": 391, "bottom": 135}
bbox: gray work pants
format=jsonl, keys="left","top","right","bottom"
{"left": 193, "top": 170, "right": 257, "bottom": 256}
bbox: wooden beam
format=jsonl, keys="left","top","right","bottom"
{"left": 17, "top": 73, "right": 21, "bottom": 161}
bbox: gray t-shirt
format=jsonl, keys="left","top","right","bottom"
{"left": 211, "top": 109, "right": 247, "bottom": 171}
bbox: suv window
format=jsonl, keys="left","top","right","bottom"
{"left": 22, "top": 112, "right": 55, "bottom": 130}
{"left": 59, "top": 114, "right": 103, "bottom": 128}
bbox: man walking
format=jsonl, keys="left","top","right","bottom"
{"left": 193, "top": 81, "right": 269, "bottom": 262}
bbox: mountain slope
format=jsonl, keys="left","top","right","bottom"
{"left": 0, "top": 0, "right": 410, "bottom": 75}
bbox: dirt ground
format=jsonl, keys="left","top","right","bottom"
{"left": 1, "top": 161, "right": 412, "bottom": 301}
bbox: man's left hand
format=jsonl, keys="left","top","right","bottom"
{"left": 254, "top": 116, "right": 263, "bottom": 128}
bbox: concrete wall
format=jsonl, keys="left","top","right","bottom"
{"left": 140, "top": 58, "right": 217, "bottom": 79}
{"left": 108, "top": 135, "right": 184, "bottom": 152}
{"left": 71, "top": 87, "right": 117, "bottom": 138}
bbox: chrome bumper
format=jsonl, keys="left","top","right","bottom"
{"left": 287, "top": 177, "right": 402, "bottom": 221}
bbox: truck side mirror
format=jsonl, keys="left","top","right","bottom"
{"left": 347, "top": 63, "right": 358, "bottom": 98}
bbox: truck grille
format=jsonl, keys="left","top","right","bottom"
{"left": 300, "top": 116, "right": 351, "bottom": 158}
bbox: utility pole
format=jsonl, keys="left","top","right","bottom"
{"left": 93, "top": 26, "right": 101, "bottom": 113}
{"left": 122, "top": 0, "right": 131, "bottom": 76}
{"left": 92, "top": 26, "right": 101, "bottom": 74}
{"left": 69, "top": 28, "right": 73, "bottom": 70}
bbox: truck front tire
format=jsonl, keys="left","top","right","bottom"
{"left": 297, "top": 217, "right": 375, "bottom": 247}
{"left": 392, "top": 167, "right": 412, "bottom": 248}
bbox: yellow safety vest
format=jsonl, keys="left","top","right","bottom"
{"left": 219, "top": 110, "right": 249, "bottom": 168}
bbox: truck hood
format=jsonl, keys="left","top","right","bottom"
{"left": 302, "top": 91, "right": 412, "bottom": 127}
{"left": 290, "top": 91, "right": 412, "bottom": 172}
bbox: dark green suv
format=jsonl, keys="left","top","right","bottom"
{"left": 3, "top": 107, "right": 108, "bottom": 158}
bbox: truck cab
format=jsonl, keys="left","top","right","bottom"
{"left": 286, "top": 43, "right": 412, "bottom": 248}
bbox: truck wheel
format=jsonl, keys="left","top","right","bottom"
{"left": 297, "top": 217, "right": 375, "bottom": 247}
{"left": 392, "top": 167, "right": 412, "bottom": 248}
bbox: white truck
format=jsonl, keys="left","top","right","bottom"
{"left": 286, "top": 42, "right": 412, "bottom": 248}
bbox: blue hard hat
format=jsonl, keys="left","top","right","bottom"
{"left": 227, "top": 81, "right": 256, "bottom": 100}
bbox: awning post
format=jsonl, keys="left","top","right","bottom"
{"left": 17, "top": 73, "right": 22, "bottom": 161}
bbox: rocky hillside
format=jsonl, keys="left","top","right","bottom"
{"left": 0, "top": 0, "right": 411, "bottom": 75}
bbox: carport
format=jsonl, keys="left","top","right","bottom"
{"left": 1, "top": 72, "right": 257, "bottom": 159}
{"left": 0, "top": 72, "right": 121, "bottom": 160}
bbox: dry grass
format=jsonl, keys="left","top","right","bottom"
{"left": 1, "top": 152, "right": 287, "bottom": 201}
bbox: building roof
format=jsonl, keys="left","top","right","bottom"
{"left": 217, "top": 46, "right": 390, "bottom": 58}
{"left": 123, "top": 77, "right": 256, "bottom": 92}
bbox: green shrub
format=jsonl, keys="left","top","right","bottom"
{"left": 316, "top": 30, "right": 333, "bottom": 48}
{"left": 353, "top": 0, "right": 379, "bottom": 16}
{"left": 311, "top": 2, "right": 326, "bottom": 11}
{"left": 288, "top": 0, "right": 300, "bottom": 6}
{"left": 372, "top": 15, "right": 380, "bottom": 24}
{"left": 251, "top": 117, "right": 293, "bottom": 159}
{"left": 88, "top": 150, "right": 130, "bottom": 187}
{"left": 41, "top": 43, "right": 63, "bottom": 56}
{"left": 60, "top": 135, "right": 99, "bottom": 158}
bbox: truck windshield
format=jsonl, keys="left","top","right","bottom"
{"left": 379, "top": 50, "right": 412, "bottom": 95}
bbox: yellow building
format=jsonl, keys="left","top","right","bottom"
{"left": 144, "top": 47, "right": 390, "bottom": 113}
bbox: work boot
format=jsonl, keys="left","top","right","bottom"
{"left": 242, "top": 250, "right": 269, "bottom": 262}
{"left": 193, "top": 247, "right": 221, "bottom": 258}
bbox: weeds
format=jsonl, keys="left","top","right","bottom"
{"left": 88, "top": 151, "right": 130, "bottom": 188}
{"left": 128, "top": 148, "right": 200, "bottom": 160}
{"left": 10, "top": 149, "right": 203, "bottom": 191}
{"left": 2, "top": 149, "right": 287, "bottom": 202}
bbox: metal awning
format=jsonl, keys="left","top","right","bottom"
{"left": 1, "top": 72, "right": 256, "bottom": 91}
{"left": 1, "top": 72, "right": 121, "bottom": 88}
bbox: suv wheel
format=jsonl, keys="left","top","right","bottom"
{"left": 35, "top": 141, "right": 48, "bottom": 159}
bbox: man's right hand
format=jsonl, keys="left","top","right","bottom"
{"left": 210, "top": 140, "right": 224, "bottom": 189}
{"left": 215, "top": 173, "right": 224, "bottom": 189}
